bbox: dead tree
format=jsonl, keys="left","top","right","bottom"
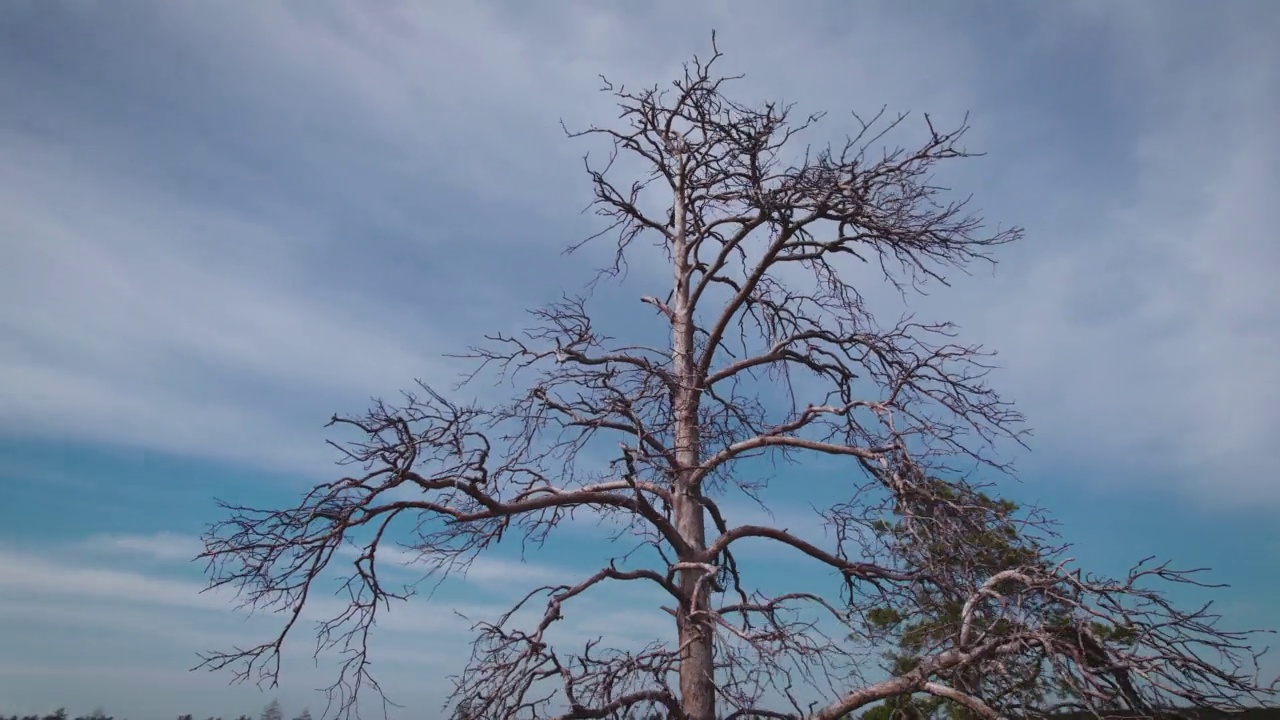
{"left": 197, "top": 37, "right": 1275, "bottom": 720}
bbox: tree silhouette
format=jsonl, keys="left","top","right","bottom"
{"left": 259, "top": 701, "right": 281, "bottom": 720}
{"left": 197, "top": 35, "right": 1275, "bottom": 720}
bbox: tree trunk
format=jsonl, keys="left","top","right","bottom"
{"left": 670, "top": 155, "right": 716, "bottom": 720}
{"left": 675, "top": 489, "right": 715, "bottom": 720}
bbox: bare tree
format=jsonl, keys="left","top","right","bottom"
{"left": 197, "top": 37, "right": 1275, "bottom": 720}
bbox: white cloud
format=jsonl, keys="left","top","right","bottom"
{"left": 331, "top": 542, "right": 577, "bottom": 589}
{"left": 956, "top": 3, "right": 1280, "bottom": 505}
{"left": 86, "top": 532, "right": 206, "bottom": 564}
{"left": 0, "top": 539, "right": 673, "bottom": 717}
{"left": 0, "top": 137, "right": 459, "bottom": 472}
{"left": 0, "top": 547, "right": 228, "bottom": 612}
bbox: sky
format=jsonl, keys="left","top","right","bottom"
{"left": 1, "top": 1, "right": 1278, "bottom": 718}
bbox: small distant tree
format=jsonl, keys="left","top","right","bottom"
{"left": 259, "top": 702, "right": 282, "bottom": 720}
{"left": 198, "top": 35, "right": 1275, "bottom": 720}
{"left": 291, "top": 710, "right": 312, "bottom": 720}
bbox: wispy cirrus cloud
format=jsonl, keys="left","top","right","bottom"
{"left": 84, "top": 530, "right": 583, "bottom": 594}
{"left": 0, "top": 544, "right": 462, "bottom": 716}
{"left": 2, "top": 1, "right": 1278, "bottom": 717}
{"left": 0, "top": 538, "right": 678, "bottom": 715}
{"left": 85, "top": 532, "right": 206, "bottom": 564}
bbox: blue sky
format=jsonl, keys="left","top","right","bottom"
{"left": 2, "top": 1, "right": 1278, "bottom": 718}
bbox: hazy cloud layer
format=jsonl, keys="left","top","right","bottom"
{"left": 2, "top": 1, "right": 1277, "bottom": 716}
{"left": 3, "top": 2, "right": 1275, "bottom": 499}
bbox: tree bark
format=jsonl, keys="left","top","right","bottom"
{"left": 670, "top": 153, "right": 715, "bottom": 720}
{"left": 674, "top": 489, "right": 714, "bottom": 720}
